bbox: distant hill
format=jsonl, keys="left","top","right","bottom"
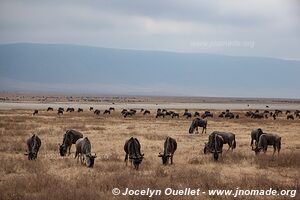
{"left": 0, "top": 43, "right": 299, "bottom": 98}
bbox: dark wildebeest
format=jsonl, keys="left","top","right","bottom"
{"left": 75, "top": 137, "right": 96, "bottom": 168}
{"left": 130, "top": 109, "right": 137, "bottom": 114}
{"left": 59, "top": 130, "right": 83, "bottom": 156}
{"left": 47, "top": 107, "right": 54, "bottom": 111}
{"left": 156, "top": 111, "right": 165, "bottom": 118}
{"left": 171, "top": 112, "right": 179, "bottom": 118}
{"left": 58, "top": 107, "right": 64, "bottom": 112}
{"left": 254, "top": 133, "right": 281, "bottom": 155}
{"left": 143, "top": 110, "right": 150, "bottom": 115}
{"left": 94, "top": 109, "right": 100, "bottom": 115}
{"left": 33, "top": 110, "right": 38, "bottom": 115}
{"left": 194, "top": 111, "right": 200, "bottom": 117}
{"left": 121, "top": 109, "right": 128, "bottom": 115}
{"left": 124, "top": 137, "right": 144, "bottom": 170}
{"left": 250, "top": 128, "right": 264, "bottom": 150}
{"left": 57, "top": 109, "right": 64, "bottom": 115}
{"left": 25, "top": 134, "right": 41, "bottom": 160}
{"left": 273, "top": 114, "right": 277, "bottom": 120}
{"left": 123, "top": 111, "right": 134, "bottom": 118}
{"left": 286, "top": 110, "right": 291, "bottom": 115}
{"left": 235, "top": 114, "right": 239, "bottom": 119}
{"left": 140, "top": 108, "right": 144, "bottom": 112}
{"left": 109, "top": 107, "right": 115, "bottom": 111}
{"left": 204, "top": 131, "right": 236, "bottom": 160}
{"left": 103, "top": 110, "right": 111, "bottom": 115}
{"left": 165, "top": 111, "right": 173, "bottom": 117}
{"left": 189, "top": 118, "right": 207, "bottom": 134}
{"left": 78, "top": 108, "right": 83, "bottom": 112}
{"left": 158, "top": 137, "right": 177, "bottom": 165}
{"left": 89, "top": 107, "right": 94, "bottom": 111}
{"left": 183, "top": 112, "right": 192, "bottom": 119}
{"left": 225, "top": 112, "right": 235, "bottom": 119}
{"left": 66, "top": 107, "right": 75, "bottom": 112}
{"left": 287, "top": 114, "right": 294, "bottom": 120}
{"left": 202, "top": 112, "right": 213, "bottom": 119}
{"left": 251, "top": 113, "right": 264, "bottom": 119}
{"left": 296, "top": 113, "right": 300, "bottom": 118}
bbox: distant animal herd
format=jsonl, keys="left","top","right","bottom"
{"left": 25, "top": 106, "right": 299, "bottom": 169}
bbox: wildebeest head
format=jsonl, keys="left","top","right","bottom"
{"left": 130, "top": 154, "right": 144, "bottom": 170}
{"left": 189, "top": 120, "right": 196, "bottom": 134}
{"left": 158, "top": 152, "right": 171, "bottom": 165}
{"left": 85, "top": 153, "right": 97, "bottom": 168}
{"left": 59, "top": 144, "right": 67, "bottom": 156}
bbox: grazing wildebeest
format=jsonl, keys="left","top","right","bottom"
{"left": 162, "top": 109, "right": 167, "bottom": 113}
{"left": 123, "top": 111, "right": 134, "bottom": 118}
{"left": 194, "top": 111, "right": 200, "bottom": 117}
{"left": 218, "top": 113, "right": 224, "bottom": 118}
{"left": 140, "top": 108, "right": 144, "bottom": 112}
{"left": 254, "top": 133, "right": 281, "bottom": 155}
{"left": 143, "top": 110, "right": 150, "bottom": 115}
{"left": 189, "top": 118, "right": 207, "bottom": 134}
{"left": 124, "top": 137, "right": 144, "bottom": 170}
{"left": 89, "top": 107, "right": 94, "bottom": 111}
{"left": 25, "top": 134, "right": 41, "bottom": 160}
{"left": 251, "top": 113, "right": 264, "bottom": 119}
{"left": 103, "top": 110, "right": 111, "bottom": 115}
{"left": 109, "top": 107, "right": 115, "bottom": 111}
{"left": 58, "top": 107, "right": 64, "bottom": 112}
{"left": 33, "top": 110, "right": 38, "bottom": 115}
{"left": 158, "top": 137, "right": 177, "bottom": 165}
{"left": 94, "top": 109, "right": 100, "bottom": 115}
{"left": 78, "top": 108, "right": 83, "bottom": 112}
{"left": 250, "top": 128, "right": 264, "bottom": 150}
{"left": 202, "top": 112, "right": 213, "bottom": 119}
{"left": 130, "top": 109, "right": 137, "bottom": 114}
{"left": 287, "top": 114, "right": 294, "bottom": 120}
{"left": 171, "top": 112, "right": 179, "bottom": 118}
{"left": 204, "top": 131, "right": 236, "bottom": 160}
{"left": 273, "top": 114, "right": 277, "bottom": 120}
{"left": 66, "top": 107, "right": 75, "bottom": 112}
{"left": 183, "top": 112, "right": 192, "bottom": 119}
{"left": 75, "top": 137, "right": 96, "bottom": 168}
{"left": 225, "top": 112, "right": 235, "bottom": 119}
{"left": 286, "top": 110, "right": 291, "bottom": 115}
{"left": 121, "top": 109, "right": 128, "bottom": 115}
{"left": 47, "top": 107, "right": 54, "bottom": 111}
{"left": 156, "top": 111, "right": 165, "bottom": 118}
{"left": 59, "top": 130, "right": 83, "bottom": 156}
{"left": 57, "top": 109, "right": 64, "bottom": 115}
{"left": 165, "top": 111, "right": 173, "bottom": 117}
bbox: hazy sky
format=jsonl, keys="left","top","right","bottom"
{"left": 0, "top": 0, "right": 299, "bottom": 60}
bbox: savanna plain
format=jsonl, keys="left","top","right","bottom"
{"left": 0, "top": 104, "right": 299, "bottom": 200}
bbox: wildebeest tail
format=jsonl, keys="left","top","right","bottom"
{"left": 233, "top": 135, "right": 236, "bottom": 149}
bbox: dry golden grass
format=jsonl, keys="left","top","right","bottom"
{"left": 0, "top": 108, "right": 299, "bottom": 200}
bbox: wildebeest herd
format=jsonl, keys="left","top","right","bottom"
{"left": 24, "top": 106, "right": 292, "bottom": 168}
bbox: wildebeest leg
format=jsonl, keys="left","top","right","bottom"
{"left": 196, "top": 127, "right": 199, "bottom": 134}
{"left": 80, "top": 155, "right": 84, "bottom": 165}
{"left": 124, "top": 153, "right": 128, "bottom": 166}
{"left": 68, "top": 145, "right": 71, "bottom": 156}
{"left": 273, "top": 145, "right": 277, "bottom": 156}
{"left": 171, "top": 155, "right": 173, "bottom": 165}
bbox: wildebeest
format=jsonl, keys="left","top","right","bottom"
{"left": 158, "top": 137, "right": 177, "bottom": 165}
{"left": 75, "top": 137, "right": 96, "bottom": 168}
{"left": 189, "top": 118, "right": 207, "bottom": 134}
{"left": 47, "top": 107, "right": 54, "bottom": 111}
{"left": 143, "top": 110, "right": 150, "bottom": 115}
{"left": 202, "top": 112, "right": 213, "bottom": 119}
{"left": 140, "top": 108, "right": 144, "bottom": 112}
{"left": 124, "top": 137, "right": 144, "bottom": 170}
{"left": 130, "top": 109, "right": 137, "bottom": 114}
{"left": 254, "top": 133, "right": 281, "bottom": 155}
{"left": 94, "top": 109, "right": 100, "bottom": 115}
{"left": 123, "top": 111, "right": 134, "bottom": 118}
{"left": 250, "top": 128, "right": 264, "bottom": 150}
{"left": 103, "top": 110, "right": 111, "bottom": 115}
{"left": 25, "top": 134, "right": 41, "bottom": 160}
{"left": 251, "top": 113, "right": 264, "bottom": 119}
{"left": 89, "top": 107, "right": 94, "bottom": 111}
{"left": 204, "top": 131, "right": 236, "bottom": 160}
{"left": 57, "top": 109, "right": 64, "bottom": 115}
{"left": 156, "top": 111, "right": 165, "bottom": 118}
{"left": 171, "top": 112, "right": 179, "bottom": 118}
{"left": 109, "top": 107, "right": 115, "bottom": 111}
{"left": 66, "top": 107, "right": 75, "bottom": 112}
{"left": 287, "top": 114, "right": 294, "bottom": 120}
{"left": 183, "top": 112, "right": 192, "bottom": 119}
{"left": 59, "top": 130, "right": 83, "bottom": 156}
{"left": 225, "top": 112, "right": 235, "bottom": 119}
{"left": 194, "top": 111, "right": 200, "bottom": 117}
{"left": 58, "top": 107, "right": 64, "bottom": 112}
{"left": 78, "top": 108, "right": 83, "bottom": 112}
{"left": 121, "top": 109, "right": 128, "bottom": 115}
{"left": 33, "top": 110, "right": 38, "bottom": 115}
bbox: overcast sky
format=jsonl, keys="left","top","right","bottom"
{"left": 0, "top": 0, "right": 299, "bottom": 60}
